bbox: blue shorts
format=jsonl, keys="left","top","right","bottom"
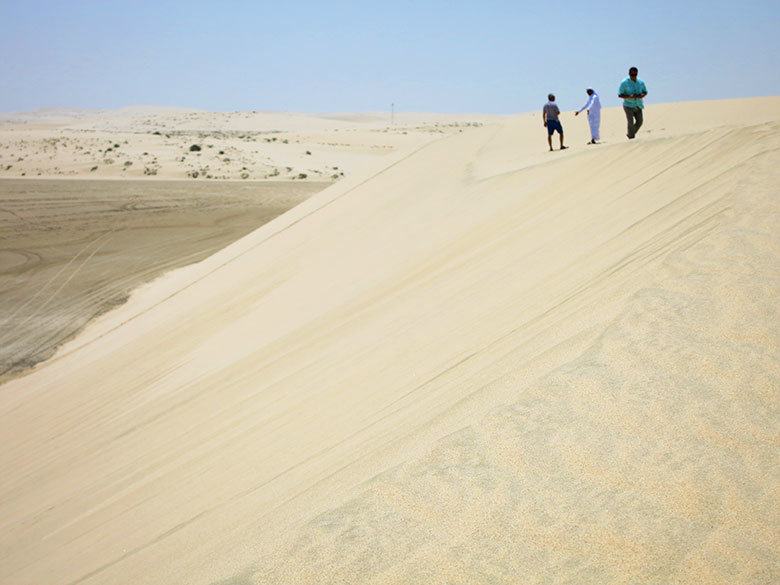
{"left": 547, "top": 120, "right": 563, "bottom": 135}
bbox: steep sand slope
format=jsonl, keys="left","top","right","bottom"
{"left": 0, "top": 99, "right": 779, "bottom": 584}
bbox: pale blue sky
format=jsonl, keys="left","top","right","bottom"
{"left": 2, "top": 0, "right": 779, "bottom": 114}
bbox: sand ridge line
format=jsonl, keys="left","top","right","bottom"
{"left": 31, "top": 130, "right": 458, "bottom": 373}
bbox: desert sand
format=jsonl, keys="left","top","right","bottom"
{"left": 0, "top": 109, "right": 491, "bottom": 380}
{"left": 0, "top": 98, "right": 779, "bottom": 584}
{"left": 0, "top": 108, "right": 495, "bottom": 182}
{"left": 0, "top": 178, "right": 326, "bottom": 378}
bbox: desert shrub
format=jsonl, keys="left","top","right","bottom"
{"left": 240, "top": 172, "right": 249, "bottom": 179}
{"left": 189, "top": 170, "right": 199, "bottom": 178}
{"left": 124, "top": 161, "right": 132, "bottom": 167}
{"left": 282, "top": 139, "right": 288, "bottom": 144}
{"left": 90, "top": 166, "right": 98, "bottom": 171}
{"left": 331, "top": 174, "right": 339, "bottom": 180}
{"left": 218, "top": 150, "right": 225, "bottom": 155}
{"left": 114, "top": 144, "right": 120, "bottom": 148}
{"left": 297, "top": 173, "right": 307, "bottom": 179}
{"left": 152, "top": 131, "right": 161, "bottom": 136}
{"left": 305, "top": 150, "right": 311, "bottom": 155}
{"left": 103, "top": 158, "right": 115, "bottom": 164}
{"left": 190, "top": 144, "right": 201, "bottom": 152}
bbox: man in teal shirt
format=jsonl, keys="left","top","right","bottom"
{"left": 618, "top": 66, "right": 648, "bottom": 139}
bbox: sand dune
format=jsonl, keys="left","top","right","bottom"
{"left": 0, "top": 98, "right": 779, "bottom": 584}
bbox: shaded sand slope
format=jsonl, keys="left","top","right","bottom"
{"left": 0, "top": 179, "right": 326, "bottom": 378}
{"left": 1, "top": 99, "right": 779, "bottom": 584}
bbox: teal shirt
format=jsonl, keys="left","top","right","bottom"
{"left": 619, "top": 77, "right": 647, "bottom": 109}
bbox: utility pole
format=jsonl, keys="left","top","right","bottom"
{"left": 391, "top": 103, "right": 394, "bottom": 126}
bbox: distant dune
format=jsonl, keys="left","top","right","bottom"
{"left": 0, "top": 107, "right": 498, "bottom": 181}
{"left": 0, "top": 98, "right": 779, "bottom": 584}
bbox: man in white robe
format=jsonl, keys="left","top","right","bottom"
{"left": 575, "top": 87, "right": 601, "bottom": 144}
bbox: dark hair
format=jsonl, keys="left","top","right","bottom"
{"left": 548, "top": 93, "right": 555, "bottom": 101}
{"left": 629, "top": 67, "right": 638, "bottom": 74}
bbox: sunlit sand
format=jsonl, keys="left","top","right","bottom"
{"left": 1, "top": 98, "right": 778, "bottom": 584}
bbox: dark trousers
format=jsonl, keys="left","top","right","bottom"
{"left": 624, "top": 106, "right": 643, "bottom": 138}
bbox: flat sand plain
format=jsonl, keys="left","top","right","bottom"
{"left": 0, "top": 108, "right": 496, "bottom": 181}
{"left": 0, "top": 98, "right": 779, "bottom": 585}
{"left": 0, "top": 179, "right": 325, "bottom": 378}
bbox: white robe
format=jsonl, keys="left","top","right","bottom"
{"left": 577, "top": 91, "right": 601, "bottom": 140}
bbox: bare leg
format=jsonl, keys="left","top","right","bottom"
{"left": 548, "top": 134, "right": 553, "bottom": 151}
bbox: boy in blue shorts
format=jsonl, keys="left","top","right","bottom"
{"left": 543, "top": 94, "right": 567, "bottom": 151}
